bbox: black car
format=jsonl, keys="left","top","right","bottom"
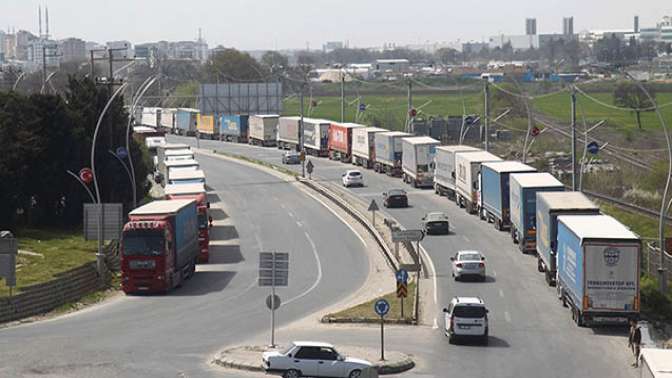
{"left": 383, "top": 189, "right": 408, "bottom": 208}
{"left": 422, "top": 212, "right": 450, "bottom": 235}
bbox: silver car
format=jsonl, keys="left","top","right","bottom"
{"left": 451, "top": 250, "right": 486, "bottom": 281}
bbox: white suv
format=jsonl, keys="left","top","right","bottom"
{"left": 342, "top": 170, "right": 364, "bottom": 187}
{"left": 262, "top": 341, "right": 373, "bottom": 378}
{"left": 443, "top": 296, "right": 489, "bottom": 345}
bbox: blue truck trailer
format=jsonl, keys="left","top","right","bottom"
{"left": 556, "top": 215, "right": 640, "bottom": 327}
{"left": 481, "top": 161, "right": 536, "bottom": 230}
{"left": 220, "top": 114, "right": 249, "bottom": 143}
{"left": 509, "top": 173, "right": 564, "bottom": 253}
{"left": 176, "top": 108, "right": 199, "bottom": 136}
{"left": 536, "top": 192, "right": 600, "bottom": 286}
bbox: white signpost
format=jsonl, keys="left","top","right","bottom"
{"left": 259, "top": 252, "right": 289, "bottom": 348}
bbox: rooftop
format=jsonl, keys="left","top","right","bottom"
{"left": 130, "top": 199, "right": 194, "bottom": 216}
{"left": 537, "top": 191, "right": 598, "bottom": 211}
{"left": 482, "top": 161, "right": 536, "bottom": 173}
{"left": 510, "top": 172, "right": 563, "bottom": 188}
{"left": 558, "top": 214, "right": 639, "bottom": 240}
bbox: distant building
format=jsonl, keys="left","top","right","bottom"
{"left": 526, "top": 18, "right": 537, "bottom": 36}
{"left": 59, "top": 37, "right": 86, "bottom": 62}
{"left": 634, "top": 15, "right": 640, "bottom": 34}
{"left": 462, "top": 41, "right": 489, "bottom": 55}
{"left": 2, "top": 33, "right": 17, "bottom": 59}
{"left": 323, "top": 41, "right": 344, "bottom": 52}
{"left": 15, "top": 30, "right": 36, "bottom": 60}
{"left": 106, "top": 40, "right": 133, "bottom": 58}
{"left": 563, "top": 17, "right": 574, "bottom": 36}
{"left": 375, "top": 59, "right": 410, "bottom": 73}
{"left": 27, "top": 39, "right": 59, "bottom": 71}
{"left": 489, "top": 34, "right": 539, "bottom": 50}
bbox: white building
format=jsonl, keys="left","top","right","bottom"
{"left": 106, "top": 40, "right": 133, "bottom": 58}
{"left": 27, "top": 39, "right": 59, "bottom": 72}
{"left": 488, "top": 34, "right": 539, "bottom": 50}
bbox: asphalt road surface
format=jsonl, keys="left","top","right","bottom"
{"left": 171, "top": 135, "right": 637, "bottom": 378}
{"left": 0, "top": 151, "right": 369, "bottom": 377}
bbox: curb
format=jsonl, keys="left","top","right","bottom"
{"left": 376, "top": 357, "right": 416, "bottom": 375}
{"left": 321, "top": 316, "right": 415, "bottom": 325}
{"left": 212, "top": 358, "right": 264, "bottom": 372}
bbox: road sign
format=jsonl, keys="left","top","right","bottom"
{"left": 359, "top": 103, "right": 367, "bottom": 112}
{"left": 115, "top": 147, "right": 128, "bottom": 159}
{"left": 400, "top": 263, "right": 421, "bottom": 272}
{"left": 587, "top": 141, "right": 600, "bottom": 155}
{"left": 396, "top": 282, "right": 408, "bottom": 298}
{"left": 530, "top": 126, "right": 540, "bottom": 137}
{"left": 258, "top": 252, "right": 289, "bottom": 287}
{"left": 0, "top": 231, "right": 17, "bottom": 288}
{"left": 266, "top": 294, "right": 281, "bottom": 310}
{"left": 83, "top": 203, "right": 124, "bottom": 241}
{"left": 368, "top": 200, "right": 379, "bottom": 212}
{"left": 374, "top": 299, "right": 390, "bottom": 317}
{"left": 306, "top": 160, "right": 314, "bottom": 174}
{"left": 391, "top": 229, "right": 424, "bottom": 242}
{"left": 79, "top": 168, "right": 93, "bottom": 184}
{"left": 396, "top": 269, "right": 409, "bottom": 284}
{"left": 299, "top": 150, "right": 306, "bottom": 162}
{"left": 409, "top": 108, "right": 417, "bottom": 117}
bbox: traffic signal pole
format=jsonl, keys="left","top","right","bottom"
{"left": 571, "top": 86, "right": 578, "bottom": 191}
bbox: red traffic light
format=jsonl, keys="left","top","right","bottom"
{"left": 79, "top": 168, "right": 93, "bottom": 184}
{"left": 530, "top": 126, "right": 540, "bottom": 137}
{"left": 409, "top": 108, "right": 417, "bottom": 117}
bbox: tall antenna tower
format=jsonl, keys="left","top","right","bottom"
{"left": 38, "top": 5, "right": 42, "bottom": 37}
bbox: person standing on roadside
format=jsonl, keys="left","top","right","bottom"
{"left": 628, "top": 320, "right": 641, "bottom": 367}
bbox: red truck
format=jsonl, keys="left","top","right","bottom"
{"left": 164, "top": 183, "right": 212, "bottom": 263}
{"left": 328, "top": 122, "right": 365, "bottom": 163}
{"left": 121, "top": 199, "right": 199, "bottom": 294}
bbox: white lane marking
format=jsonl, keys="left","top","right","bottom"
{"left": 287, "top": 211, "right": 295, "bottom": 219}
{"left": 504, "top": 311, "right": 512, "bottom": 323}
{"left": 432, "top": 318, "right": 439, "bottom": 329}
{"left": 296, "top": 220, "right": 303, "bottom": 228}
{"left": 282, "top": 231, "right": 323, "bottom": 307}
{"left": 280, "top": 203, "right": 287, "bottom": 210}
{"left": 254, "top": 233, "right": 264, "bottom": 251}
{"left": 499, "top": 289, "right": 504, "bottom": 298}
{"left": 462, "top": 235, "right": 471, "bottom": 242}
{"left": 299, "top": 187, "right": 367, "bottom": 248}
{"left": 492, "top": 269, "right": 497, "bottom": 277}
{"left": 419, "top": 243, "right": 438, "bottom": 305}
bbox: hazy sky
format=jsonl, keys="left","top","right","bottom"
{"left": 2, "top": 0, "right": 670, "bottom": 50}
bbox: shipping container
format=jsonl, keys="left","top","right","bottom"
{"left": 556, "top": 215, "right": 640, "bottom": 326}
{"left": 196, "top": 114, "right": 217, "bottom": 138}
{"left": 157, "top": 143, "right": 191, "bottom": 174}
{"left": 433, "top": 145, "right": 480, "bottom": 199}
{"left": 639, "top": 349, "right": 672, "bottom": 378}
{"left": 454, "top": 151, "right": 502, "bottom": 214}
{"left": 328, "top": 122, "right": 365, "bottom": 162}
{"left": 352, "top": 127, "right": 387, "bottom": 168}
{"left": 160, "top": 108, "right": 177, "bottom": 130}
{"left": 277, "top": 116, "right": 301, "bottom": 149}
{"left": 220, "top": 114, "right": 249, "bottom": 143}
{"left": 481, "top": 161, "right": 536, "bottom": 229}
{"left": 175, "top": 108, "right": 199, "bottom": 136}
{"left": 374, "top": 131, "right": 412, "bottom": 176}
{"left": 536, "top": 192, "right": 599, "bottom": 286}
{"left": 401, "top": 136, "right": 440, "bottom": 188}
{"left": 249, "top": 114, "right": 279, "bottom": 146}
{"left": 509, "top": 173, "right": 564, "bottom": 252}
{"left": 303, "top": 118, "right": 331, "bottom": 157}
{"left": 141, "top": 107, "right": 161, "bottom": 128}
{"left": 168, "top": 169, "right": 206, "bottom": 185}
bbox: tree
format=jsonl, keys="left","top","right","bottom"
{"left": 613, "top": 81, "right": 657, "bottom": 129}
{"left": 205, "top": 48, "right": 268, "bottom": 82}
{"left": 435, "top": 48, "right": 461, "bottom": 65}
{"left": 260, "top": 51, "right": 289, "bottom": 70}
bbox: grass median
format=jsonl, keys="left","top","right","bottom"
{"left": 324, "top": 282, "right": 417, "bottom": 324}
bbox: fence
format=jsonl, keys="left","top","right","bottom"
{"left": 643, "top": 242, "right": 672, "bottom": 287}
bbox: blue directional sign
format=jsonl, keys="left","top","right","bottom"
{"left": 587, "top": 141, "right": 600, "bottom": 155}
{"left": 115, "top": 147, "right": 128, "bottom": 159}
{"left": 395, "top": 269, "right": 409, "bottom": 284}
{"left": 359, "top": 103, "right": 367, "bottom": 112}
{"left": 374, "top": 299, "right": 390, "bottom": 317}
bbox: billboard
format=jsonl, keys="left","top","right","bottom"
{"left": 199, "top": 82, "right": 283, "bottom": 115}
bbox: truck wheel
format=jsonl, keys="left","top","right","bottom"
{"left": 465, "top": 202, "right": 472, "bottom": 214}
{"left": 545, "top": 270, "right": 556, "bottom": 287}
{"left": 537, "top": 256, "right": 544, "bottom": 272}
{"left": 434, "top": 184, "right": 440, "bottom": 195}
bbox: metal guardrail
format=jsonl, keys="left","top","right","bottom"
{"left": 580, "top": 189, "right": 672, "bottom": 222}
{"left": 643, "top": 242, "right": 672, "bottom": 287}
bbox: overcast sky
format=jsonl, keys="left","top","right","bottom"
{"left": 1, "top": 0, "right": 669, "bottom": 50}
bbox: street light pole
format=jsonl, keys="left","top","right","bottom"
{"left": 570, "top": 86, "right": 578, "bottom": 191}
{"left": 340, "top": 71, "right": 345, "bottom": 122}
{"left": 300, "top": 80, "right": 306, "bottom": 178}
{"left": 484, "top": 79, "right": 490, "bottom": 151}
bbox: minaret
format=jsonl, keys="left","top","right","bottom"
{"left": 45, "top": 6, "right": 50, "bottom": 39}
{"left": 38, "top": 5, "right": 42, "bottom": 38}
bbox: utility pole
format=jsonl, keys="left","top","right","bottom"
{"left": 340, "top": 71, "right": 345, "bottom": 122}
{"left": 484, "top": 79, "right": 490, "bottom": 151}
{"left": 407, "top": 79, "right": 413, "bottom": 133}
{"left": 89, "top": 48, "right": 107, "bottom": 80}
{"left": 571, "top": 86, "right": 578, "bottom": 191}
{"left": 300, "top": 81, "right": 306, "bottom": 178}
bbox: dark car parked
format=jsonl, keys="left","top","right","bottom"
{"left": 383, "top": 189, "right": 409, "bottom": 208}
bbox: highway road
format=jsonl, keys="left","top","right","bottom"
{"left": 171, "top": 135, "right": 638, "bottom": 378}
{"left": 0, "top": 151, "right": 370, "bottom": 377}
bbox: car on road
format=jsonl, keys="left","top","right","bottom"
{"left": 342, "top": 170, "right": 364, "bottom": 187}
{"left": 262, "top": 341, "right": 373, "bottom": 378}
{"left": 282, "top": 151, "right": 301, "bottom": 165}
{"left": 383, "top": 189, "right": 408, "bottom": 208}
{"left": 443, "top": 296, "right": 489, "bottom": 345}
{"left": 421, "top": 212, "right": 450, "bottom": 234}
{"left": 451, "top": 250, "right": 486, "bottom": 281}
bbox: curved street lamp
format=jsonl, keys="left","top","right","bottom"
{"left": 12, "top": 72, "right": 26, "bottom": 91}
{"left": 65, "top": 170, "right": 96, "bottom": 203}
{"left": 40, "top": 71, "right": 58, "bottom": 94}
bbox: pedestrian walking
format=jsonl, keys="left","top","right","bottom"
{"left": 628, "top": 320, "right": 641, "bottom": 367}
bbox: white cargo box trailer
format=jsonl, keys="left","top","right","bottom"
{"left": 352, "top": 127, "right": 388, "bottom": 169}
{"left": 454, "top": 151, "right": 501, "bottom": 214}
{"left": 401, "top": 136, "right": 440, "bottom": 188}
{"left": 303, "top": 118, "right": 331, "bottom": 157}
{"left": 277, "top": 116, "right": 301, "bottom": 150}
{"left": 373, "top": 131, "right": 412, "bottom": 176}
{"left": 249, "top": 114, "right": 279, "bottom": 146}
{"left": 433, "top": 145, "right": 480, "bottom": 199}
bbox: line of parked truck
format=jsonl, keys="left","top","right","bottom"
{"left": 119, "top": 142, "right": 212, "bottom": 294}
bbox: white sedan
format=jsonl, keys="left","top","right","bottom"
{"left": 263, "top": 341, "right": 373, "bottom": 378}
{"left": 451, "top": 250, "right": 486, "bottom": 281}
{"left": 342, "top": 170, "right": 364, "bottom": 187}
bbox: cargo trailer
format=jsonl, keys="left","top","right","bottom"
{"left": 536, "top": 192, "right": 599, "bottom": 286}
{"left": 160, "top": 108, "right": 177, "bottom": 131}
{"left": 328, "top": 122, "right": 365, "bottom": 162}
{"left": 454, "top": 151, "right": 502, "bottom": 214}
{"left": 164, "top": 183, "right": 211, "bottom": 263}
{"left": 401, "top": 136, "right": 440, "bottom": 188}
{"left": 196, "top": 114, "right": 217, "bottom": 139}
{"left": 142, "top": 107, "right": 161, "bottom": 128}
{"left": 509, "top": 173, "right": 564, "bottom": 252}
{"left": 373, "top": 131, "right": 412, "bottom": 176}
{"left": 220, "top": 114, "right": 249, "bottom": 143}
{"left": 481, "top": 161, "right": 536, "bottom": 228}
{"left": 639, "top": 349, "right": 672, "bottom": 378}
{"left": 433, "top": 145, "right": 480, "bottom": 199}
{"left": 303, "top": 118, "right": 331, "bottom": 157}
{"left": 277, "top": 116, "right": 301, "bottom": 150}
{"left": 556, "top": 215, "right": 640, "bottom": 326}
{"left": 352, "top": 127, "right": 388, "bottom": 168}
{"left": 175, "top": 108, "right": 199, "bottom": 136}
{"left": 249, "top": 114, "right": 279, "bottom": 146}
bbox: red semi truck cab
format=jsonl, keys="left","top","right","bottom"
{"left": 164, "top": 183, "right": 211, "bottom": 263}
{"left": 121, "top": 199, "right": 199, "bottom": 294}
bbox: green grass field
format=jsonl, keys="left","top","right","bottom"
{"left": 0, "top": 228, "right": 97, "bottom": 297}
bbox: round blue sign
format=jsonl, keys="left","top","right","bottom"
{"left": 396, "top": 269, "right": 409, "bottom": 284}
{"left": 359, "top": 103, "right": 366, "bottom": 112}
{"left": 115, "top": 147, "right": 129, "bottom": 159}
{"left": 374, "top": 299, "right": 390, "bottom": 317}
{"left": 587, "top": 141, "right": 600, "bottom": 155}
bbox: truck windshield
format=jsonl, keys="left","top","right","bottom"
{"left": 123, "top": 231, "right": 164, "bottom": 256}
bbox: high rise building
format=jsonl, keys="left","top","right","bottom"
{"left": 526, "top": 18, "right": 537, "bottom": 36}
{"left": 634, "top": 15, "right": 640, "bottom": 33}
{"left": 563, "top": 17, "right": 574, "bottom": 36}
{"left": 59, "top": 37, "right": 86, "bottom": 62}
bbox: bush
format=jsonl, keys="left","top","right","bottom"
{"left": 640, "top": 274, "right": 672, "bottom": 321}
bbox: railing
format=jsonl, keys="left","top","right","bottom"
{"left": 643, "top": 242, "right": 672, "bottom": 287}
